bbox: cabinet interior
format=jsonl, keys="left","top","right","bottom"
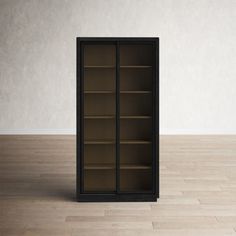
{"left": 82, "top": 43, "right": 153, "bottom": 193}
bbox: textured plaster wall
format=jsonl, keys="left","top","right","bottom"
{"left": 0, "top": 0, "right": 236, "bottom": 134}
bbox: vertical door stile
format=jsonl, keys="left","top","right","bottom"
{"left": 116, "top": 41, "right": 120, "bottom": 194}
{"left": 76, "top": 38, "right": 80, "bottom": 198}
{"left": 152, "top": 42, "right": 156, "bottom": 194}
{"left": 156, "top": 39, "right": 159, "bottom": 197}
{"left": 80, "top": 42, "right": 84, "bottom": 193}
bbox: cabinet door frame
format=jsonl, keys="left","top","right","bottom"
{"left": 79, "top": 40, "right": 117, "bottom": 194}
{"left": 118, "top": 40, "right": 156, "bottom": 194}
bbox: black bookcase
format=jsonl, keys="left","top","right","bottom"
{"left": 77, "top": 37, "right": 159, "bottom": 202}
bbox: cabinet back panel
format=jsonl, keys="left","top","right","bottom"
{"left": 120, "top": 69, "right": 152, "bottom": 91}
{"left": 120, "top": 144, "right": 152, "bottom": 165}
{"left": 120, "top": 170, "right": 152, "bottom": 192}
{"left": 120, "top": 94, "right": 152, "bottom": 116}
{"left": 84, "top": 170, "right": 115, "bottom": 192}
{"left": 84, "top": 69, "right": 115, "bottom": 91}
{"left": 84, "top": 94, "right": 115, "bottom": 116}
{"left": 84, "top": 145, "right": 115, "bottom": 165}
{"left": 120, "top": 119, "right": 152, "bottom": 140}
{"left": 120, "top": 44, "right": 153, "bottom": 66}
{"left": 84, "top": 119, "right": 115, "bottom": 140}
{"left": 84, "top": 45, "right": 115, "bottom": 66}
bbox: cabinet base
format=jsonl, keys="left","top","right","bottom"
{"left": 77, "top": 193, "right": 158, "bottom": 202}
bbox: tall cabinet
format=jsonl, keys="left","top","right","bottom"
{"left": 77, "top": 38, "right": 159, "bottom": 202}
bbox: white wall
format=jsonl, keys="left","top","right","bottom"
{"left": 0, "top": 0, "right": 236, "bottom": 134}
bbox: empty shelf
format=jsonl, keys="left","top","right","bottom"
{"left": 120, "top": 91, "right": 151, "bottom": 94}
{"left": 85, "top": 115, "right": 151, "bottom": 119}
{"left": 85, "top": 164, "right": 115, "bottom": 170}
{"left": 120, "top": 65, "right": 152, "bottom": 68}
{"left": 120, "top": 140, "right": 151, "bottom": 144}
{"left": 84, "top": 115, "right": 115, "bottom": 119}
{"left": 84, "top": 91, "right": 151, "bottom": 94}
{"left": 85, "top": 140, "right": 151, "bottom": 144}
{"left": 121, "top": 164, "right": 152, "bottom": 170}
{"left": 84, "top": 65, "right": 115, "bottom": 68}
{"left": 84, "top": 140, "right": 115, "bottom": 144}
{"left": 84, "top": 90, "right": 115, "bottom": 94}
{"left": 119, "top": 189, "right": 152, "bottom": 193}
{"left": 120, "top": 116, "right": 151, "bottom": 119}
{"left": 84, "top": 164, "right": 152, "bottom": 170}
{"left": 84, "top": 65, "right": 115, "bottom": 69}
{"left": 84, "top": 65, "right": 151, "bottom": 68}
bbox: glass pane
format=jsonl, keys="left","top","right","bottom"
{"left": 83, "top": 44, "right": 116, "bottom": 192}
{"left": 119, "top": 44, "right": 153, "bottom": 192}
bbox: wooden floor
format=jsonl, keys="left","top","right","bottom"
{"left": 1, "top": 135, "right": 236, "bottom": 236}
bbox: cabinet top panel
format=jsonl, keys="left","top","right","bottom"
{"left": 77, "top": 37, "right": 159, "bottom": 42}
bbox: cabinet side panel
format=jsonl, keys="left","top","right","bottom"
{"left": 76, "top": 38, "right": 81, "bottom": 199}
{"left": 156, "top": 39, "right": 159, "bottom": 198}
{"left": 116, "top": 42, "right": 120, "bottom": 193}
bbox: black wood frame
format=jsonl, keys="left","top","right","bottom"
{"left": 76, "top": 37, "right": 159, "bottom": 202}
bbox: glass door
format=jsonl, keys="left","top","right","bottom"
{"left": 82, "top": 43, "right": 116, "bottom": 192}
{"left": 119, "top": 43, "right": 153, "bottom": 193}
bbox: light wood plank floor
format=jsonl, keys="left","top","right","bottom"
{"left": 1, "top": 135, "right": 236, "bottom": 236}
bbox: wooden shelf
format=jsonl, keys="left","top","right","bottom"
{"left": 120, "top": 116, "right": 151, "bottom": 119}
{"left": 85, "top": 164, "right": 115, "bottom": 170}
{"left": 120, "top": 91, "right": 151, "bottom": 94}
{"left": 84, "top": 140, "right": 115, "bottom": 145}
{"left": 84, "top": 115, "right": 150, "bottom": 119}
{"left": 85, "top": 164, "right": 152, "bottom": 170}
{"left": 84, "top": 115, "right": 115, "bottom": 119}
{"left": 84, "top": 65, "right": 151, "bottom": 69}
{"left": 84, "top": 91, "right": 151, "bottom": 94}
{"left": 120, "top": 140, "right": 151, "bottom": 144}
{"left": 84, "top": 65, "right": 115, "bottom": 69}
{"left": 120, "top": 65, "right": 152, "bottom": 68}
{"left": 84, "top": 188, "right": 116, "bottom": 192}
{"left": 85, "top": 140, "right": 150, "bottom": 144}
{"left": 121, "top": 165, "right": 151, "bottom": 170}
{"left": 84, "top": 90, "right": 115, "bottom": 94}
{"left": 119, "top": 189, "right": 152, "bottom": 193}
